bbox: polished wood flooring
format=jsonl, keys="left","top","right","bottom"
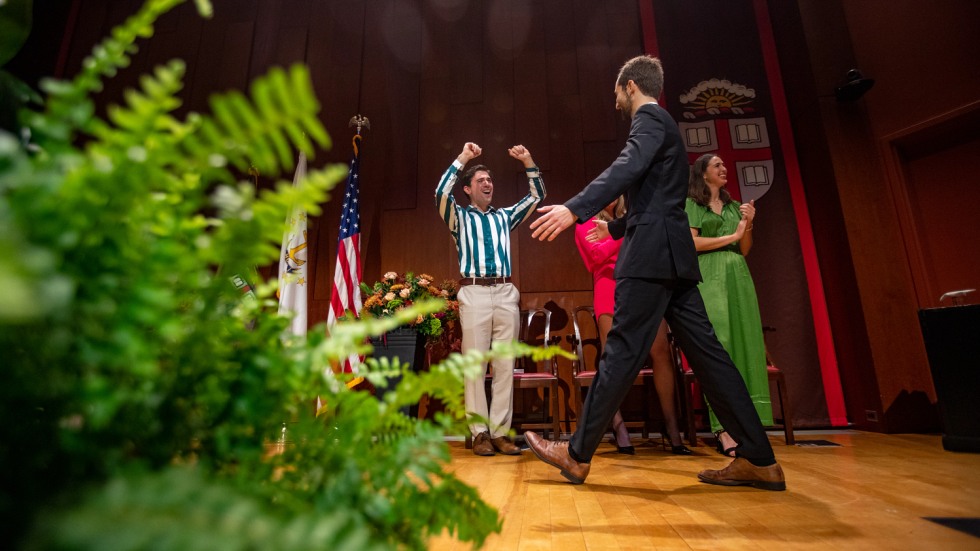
{"left": 429, "top": 431, "right": 980, "bottom": 550}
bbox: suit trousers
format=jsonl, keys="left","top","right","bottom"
{"left": 458, "top": 282, "right": 520, "bottom": 438}
{"left": 569, "top": 277, "right": 775, "bottom": 464}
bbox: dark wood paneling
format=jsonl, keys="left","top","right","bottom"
{"left": 371, "top": 0, "right": 422, "bottom": 212}
{"left": 899, "top": 129, "right": 980, "bottom": 306}
{"left": 143, "top": 5, "right": 206, "bottom": 120}
{"left": 307, "top": 1, "right": 367, "bottom": 308}
{"left": 573, "top": 0, "right": 617, "bottom": 143}
{"left": 542, "top": 0, "right": 578, "bottom": 96}
{"left": 248, "top": 0, "right": 312, "bottom": 81}
{"left": 186, "top": 5, "right": 257, "bottom": 113}
{"left": 63, "top": 0, "right": 110, "bottom": 78}
{"left": 512, "top": 1, "right": 551, "bottom": 170}
{"left": 842, "top": 0, "right": 980, "bottom": 139}
{"left": 448, "top": 0, "right": 484, "bottom": 105}
{"left": 518, "top": 92, "right": 585, "bottom": 294}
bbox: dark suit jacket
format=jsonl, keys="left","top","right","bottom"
{"left": 565, "top": 103, "right": 701, "bottom": 283}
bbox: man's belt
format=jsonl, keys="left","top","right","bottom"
{"left": 458, "top": 276, "right": 513, "bottom": 287}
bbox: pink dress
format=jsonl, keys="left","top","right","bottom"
{"left": 574, "top": 220, "right": 621, "bottom": 318}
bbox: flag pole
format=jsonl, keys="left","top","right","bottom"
{"left": 321, "top": 115, "right": 370, "bottom": 407}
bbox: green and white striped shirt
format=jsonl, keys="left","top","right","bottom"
{"left": 435, "top": 160, "right": 546, "bottom": 277}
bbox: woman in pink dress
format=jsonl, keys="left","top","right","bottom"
{"left": 574, "top": 198, "right": 691, "bottom": 455}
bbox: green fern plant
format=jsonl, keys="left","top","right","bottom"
{"left": 0, "top": 0, "right": 573, "bottom": 549}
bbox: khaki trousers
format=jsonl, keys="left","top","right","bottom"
{"left": 458, "top": 282, "right": 520, "bottom": 438}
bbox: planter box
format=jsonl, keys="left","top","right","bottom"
{"left": 369, "top": 327, "right": 426, "bottom": 416}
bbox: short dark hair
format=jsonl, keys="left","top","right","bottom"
{"left": 460, "top": 164, "right": 491, "bottom": 187}
{"left": 616, "top": 55, "right": 664, "bottom": 98}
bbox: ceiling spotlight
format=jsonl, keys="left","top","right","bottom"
{"left": 835, "top": 69, "right": 875, "bottom": 102}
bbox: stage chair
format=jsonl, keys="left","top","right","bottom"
{"left": 568, "top": 305, "right": 652, "bottom": 439}
{"left": 763, "top": 327, "right": 795, "bottom": 445}
{"left": 668, "top": 331, "right": 701, "bottom": 446}
{"left": 674, "top": 329, "right": 795, "bottom": 446}
{"left": 511, "top": 308, "right": 562, "bottom": 439}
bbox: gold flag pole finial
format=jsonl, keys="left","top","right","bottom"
{"left": 348, "top": 115, "right": 370, "bottom": 136}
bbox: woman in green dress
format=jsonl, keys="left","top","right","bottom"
{"left": 685, "top": 153, "right": 773, "bottom": 456}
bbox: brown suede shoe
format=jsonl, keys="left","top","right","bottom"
{"left": 524, "top": 431, "right": 590, "bottom": 484}
{"left": 697, "top": 457, "right": 786, "bottom": 491}
{"left": 491, "top": 435, "right": 521, "bottom": 455}
{"left": 472, "top": 431, "right": 495, "bottom": 456}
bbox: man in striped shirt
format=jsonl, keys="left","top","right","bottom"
{"left": 435, "top": 142, "right": 546, "bottom": 456}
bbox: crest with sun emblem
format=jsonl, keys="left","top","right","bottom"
{"left": 678, "top": 78, "right": 774, "bottom": 204}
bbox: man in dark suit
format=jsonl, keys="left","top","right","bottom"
{"left": 525, "top": 55, "right": 785, "bottom": 490}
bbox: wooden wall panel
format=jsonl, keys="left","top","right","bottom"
{"left": 186, "top": 8, "right": 256, "bottom": 113}
{"left": 307, "top": 1, "right": 367, "bottom": 325}
{"left": 370, "top": 0, "right": 422, "bottom": 211}
{"left": 62, "top": 0, "right": 110, "bottom": 78}
{"left": 894, "top": 121, "right": 980, "bottom": 308}
{"left": 141, "top": 5, "right": 206, "bottom": 119}
{"left": 572, "top": 0, "right": 618, "bottom": 143}
{"left": 512, "top": 2, "right": 552, "bottom": 171}
{"left": 542, "top": 0, "right": 578, "bottom": 97}
{"left": 248, "top": 0, "right": 312, "bottom": 82}
{"left": 842, "top": 1, "right": 980, "bottom": 140}
{"left": 518, "top": 93, "right": 584, "bottom": 294}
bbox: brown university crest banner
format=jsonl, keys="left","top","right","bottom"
{"left": 640, "top": 0, "right": 848, "bottom": 427}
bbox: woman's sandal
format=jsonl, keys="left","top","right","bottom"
{"left": 714, "top": 430, "right": 737, "bottom": 457}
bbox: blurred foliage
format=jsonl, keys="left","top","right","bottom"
{"left": 0, "top": 0, "right": 40, "bottom": 133}
{"left": 0, "top": 0, "right": 33, "bottom": 67}
{"left": 0, "top": 0, "right": 571, "bottom": 549}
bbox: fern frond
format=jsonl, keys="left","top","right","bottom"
{"left": 27, "top": 467, "right": 385, "bottom": 551}
{"left": 184, "top": 64, "right": 330, "bottom": 177}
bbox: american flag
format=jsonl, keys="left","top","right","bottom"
{"left": 327, "top": 134, "right": 364, "bottom": 373}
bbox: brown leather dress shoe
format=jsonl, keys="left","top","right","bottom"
{"left": 697, "top": 457, "right": 786, "bottom": 491}
{"left": 491, "top": 435, "right": 521, "bottom": 455}
{"left": 472, "top": 431, "right": 495, "bottom": 456}
{"left": 524, "top": 431, "right": 590, "bottom": 484}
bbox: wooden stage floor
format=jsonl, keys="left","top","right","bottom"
{"left": 429, "top": 431, "right": 980, "bottom": 550}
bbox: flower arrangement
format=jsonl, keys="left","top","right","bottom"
{"left": 360, "top": 272, "right": 459, "bottom": 343}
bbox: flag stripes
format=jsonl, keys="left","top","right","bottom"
{"left": 327, "top": 134, "right": 364, "bottom": 374}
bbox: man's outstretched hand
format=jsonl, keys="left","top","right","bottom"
{"left": 530, "top": 205, "right": 577, "bottom": 242}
